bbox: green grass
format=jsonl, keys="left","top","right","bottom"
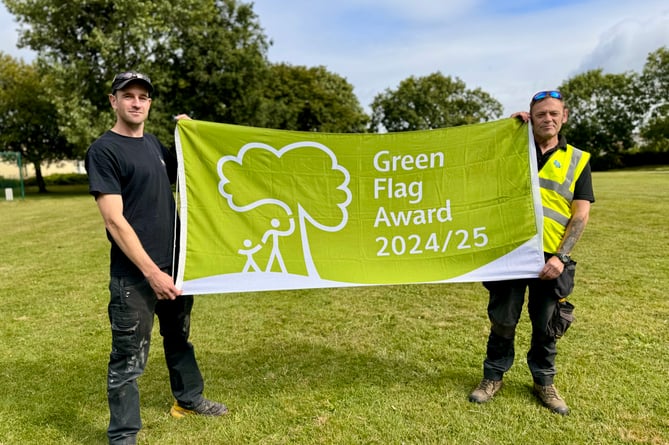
{"left": 1, "top": 169, "right": 668, "bottom": 445}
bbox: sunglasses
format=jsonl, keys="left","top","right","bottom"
{"left": 113, "top": 72, "right": 152, "bottom": 84}
{"left": 531, "top": 90, "right": 563, "bottom": 104}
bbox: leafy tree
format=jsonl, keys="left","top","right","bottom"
{"left": 261, "top": 63, "right": 369, "bottom": 132}
{"left": 0, "top": 53, "right": 74, "bottom": 193}
{"left": 558, "top": 69, "right": 646, "bottom": 169}
{"left": 369, "top": 72, "right": 502, "bottom": 132}
{"left": 3, "top": 0, "right": 271, "bottom": 150}
{"left": 639, "top": 47, "right": 669, "bottom": 152}
{"left": 639, "top": 105, "right": 669, "bottom": 153}
{"left": 153, "top": 0, "right": 271, "bottom": 131}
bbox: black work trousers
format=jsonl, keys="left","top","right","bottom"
{"left": 106, "top": 275, "right": 204, "bottom": 445}
{"left": 481, "top": 277, "right": 562, "bottom": 386}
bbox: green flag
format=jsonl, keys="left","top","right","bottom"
{"left": 175, "top": 118, "right": 544, "bottom": 294}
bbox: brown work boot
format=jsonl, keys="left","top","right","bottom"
{"left": 468, "top": 378, "right": 503, "bottom": 403}
{"left": 533, "top": 383, "right": 570, "bottom": 415}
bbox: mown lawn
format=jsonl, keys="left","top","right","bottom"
{"left": 0, "top": 168, "right": 667, "bottom": 444}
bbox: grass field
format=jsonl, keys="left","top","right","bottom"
{"left": 0, "top": 168, "right": 667, "bottom": 445}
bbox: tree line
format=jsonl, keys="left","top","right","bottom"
{"left": 0, "top": 0, "right": 667, "bottom": 192}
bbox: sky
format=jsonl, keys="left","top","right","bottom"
{"left": 1, "top": 0, "right": 668, "bottom": 116}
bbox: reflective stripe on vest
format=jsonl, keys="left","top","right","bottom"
{"left": 539, "top": 144, "right": 590, "bottom": 252}
{"left": 539, "top": 148, "right": 585, "bottom": 202}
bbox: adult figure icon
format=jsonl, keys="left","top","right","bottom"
{"left": 262, "top": 217, "right": 295, "bottom": 273}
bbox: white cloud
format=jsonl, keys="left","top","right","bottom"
{"left": 254, "top": 0, "right": 669, "bottom": 115}
{"left": 578, "top": 11, "right": 669, "bottom": 74}
{"left": 2, "top": 0, "right": 668, "bottom": 116}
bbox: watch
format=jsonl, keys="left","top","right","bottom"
{"left": 556, "top": 253, "right": 571, "bottom": 264}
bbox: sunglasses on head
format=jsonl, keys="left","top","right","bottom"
{"left": 531, "top": 90, "right": 563, "bottom": 104}
{"left": 113, "top": 72, "right": 152, "bottom": 83}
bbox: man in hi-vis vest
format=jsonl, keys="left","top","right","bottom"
{"left": 468, "top": 91, "right": 595, "bottom": 415}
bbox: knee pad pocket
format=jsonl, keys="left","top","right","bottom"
{"left": 491, "top": 323, "right": 516, "bottom": 339}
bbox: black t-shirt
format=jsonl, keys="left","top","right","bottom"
{"left": 536, "top": 135, "right": 595, "bottom": 203}
{"left": 85, "top": 130, "right": 178, "bottom": 278}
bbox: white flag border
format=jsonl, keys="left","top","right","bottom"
{"left": 175, "top": 124, "right": 188, "bottom": 291}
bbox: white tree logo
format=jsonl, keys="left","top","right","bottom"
{"left": 217, "top": 141, "right": 352, "bottom": 278}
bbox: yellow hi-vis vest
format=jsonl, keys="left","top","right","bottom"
{"left": 539, "top": 144, "right": 591, "bottom": 253}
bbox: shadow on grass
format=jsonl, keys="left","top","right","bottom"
{"left": 0, "top": 357, "right": 108, "bottom": 444}
{"left": 190, "top": 339, "right": 480, "bottom": 404}
{"left": 1, "top": 337, "right": 482, "bottom": 444}
{"left": 1, "top": 331, "right": 558, "bottom": 445}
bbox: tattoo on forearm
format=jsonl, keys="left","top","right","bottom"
{"left": 558, "top": 217, "right": 587, "bottom": 254}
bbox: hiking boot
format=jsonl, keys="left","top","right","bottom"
{"left": 170, "top": 398, "right": 229, "bottom": 418}
{"left": 468, "top": 378, "right": 503, "bottom": 403}
{"left": 533, "top": 383, "right": 570, "bottom": 415}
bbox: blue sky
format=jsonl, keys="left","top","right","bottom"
{"left": 2, "top": 0, "right": 668, "bottom": 116}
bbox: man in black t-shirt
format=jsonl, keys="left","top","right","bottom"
{"left": 85, "top": 71, "right": 227, "bottom": 445}
{"left": 467, "top": 91, "right": 595, "bottom": 416}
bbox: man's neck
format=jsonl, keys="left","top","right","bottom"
{"left": 535, "top": 136, "right": 559, "bottom": 154}
{"left": 111, "top": 121, "right": 145, "bottom": 138}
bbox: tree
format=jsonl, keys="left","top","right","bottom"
{"left": 261, "top": 63, "right": 369, "bottom": 132}
{"left": 558, "top": 69, "right": 646, "bottom": 169}
{"left": 0, "top": 53, "right": 74, "bottom": 193}
{"left": 639, "top": 47, "right": 669, "bottom": 152}
{"left": 3, "top": 0, "right": 271, "bottom": 150}
{"left": 369, "top": 72, "right": 502, "bottom": 132}
{"left": 639, "top": 107, "right": 669, "bottom": 153}
{"left": 153, "top": 0, "right": 271, "bottom": 132}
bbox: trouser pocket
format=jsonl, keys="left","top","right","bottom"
{"left": 547, "top": 300, "right": 575, "bottom": 339}
{"left": 555, "top": 259, "right": 576, "bottom": 299}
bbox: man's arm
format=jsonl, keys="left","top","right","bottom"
{"left": 539, "top": 199, "right": 591, "bottom": 280}
{"left": 557, "top": 199, "right": 590, "bottom": 256}
{"left": 96, "top": 193, "right": 182, "bottom": 300}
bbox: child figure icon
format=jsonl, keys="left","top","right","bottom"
{"left": 238, "top": 239, "right": 262, "bottom": 272}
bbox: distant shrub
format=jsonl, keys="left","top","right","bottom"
{"left": 24, "top": 173, "right": 89, "bottom": 186}
{"left": 0, "top": 176, "right": 21, "bottom": 188}
{"left": 621, "top": 150, "right": 669, "bottom": 168}
{"left": 589, "top": 150, "right": 668, "bottom": 171}
{"left": 46, "top": 173, "right": 89, "bottom": 185}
